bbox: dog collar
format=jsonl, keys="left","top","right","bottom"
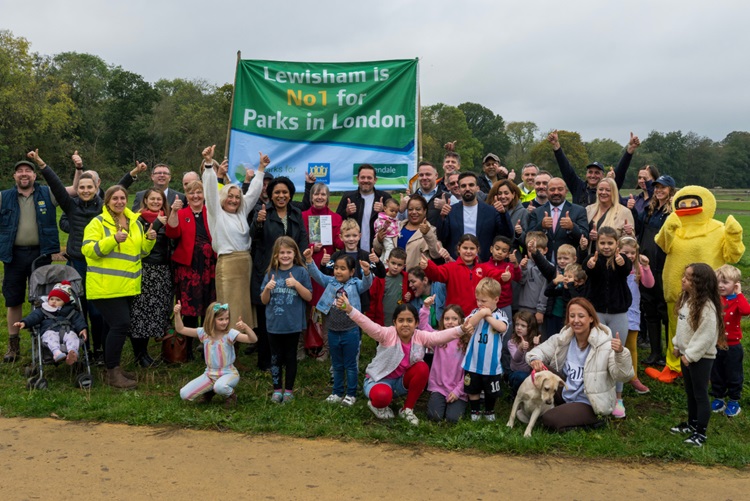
{"left": 530, "top": 364, "right": 549, "bottom": 384}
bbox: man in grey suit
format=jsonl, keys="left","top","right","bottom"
{"left": 525, "top": 177, "right": 588, "bottom": 261}
{"left": 131, "top": 163, "right": 184, "bottom": 211}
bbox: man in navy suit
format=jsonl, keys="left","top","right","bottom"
{"left": 131, "top": 163, "right": 184, "bottom": 211}
{"left": 438, "top": 172, "right": 511, "bottom": 262}
{"left": 525, "top": 177, "right": 588, "bottom": 261}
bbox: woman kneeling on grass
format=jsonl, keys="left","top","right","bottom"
{"left": 174, "top": 301, "right": 257, "bottom": 408}
{"left": 525, "top": 297, "right": 634, "bottom": 431}
{"left": 335, "top": 293, "right": 472, "bottom": 426}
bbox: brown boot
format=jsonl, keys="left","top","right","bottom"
{"left": 3, "top": 336, "right": 20, "bottom": 363}
{"left": 224, "top": 392, "right": 238, "bottom": 409}
{"left": 121, "top": 368, "right": 137, "bottom": 380}
{"left": 106, "top": 367, "right": 137, "bottom": 389}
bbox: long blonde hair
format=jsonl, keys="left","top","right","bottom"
{"left": 589, "top": 178, "right": 627, "bottom": 231}
{"left": 618, "top": 236, "right": 641, "bottom": 284}
{"left": 266, "top": 236, "right": 305, "bottom": 274}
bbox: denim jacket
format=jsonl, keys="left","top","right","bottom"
{"left": 307, "top": 262, "right": 373, "bottom": 314}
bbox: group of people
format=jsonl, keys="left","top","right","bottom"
{"left": 2, "top": 133, "right": 745, "bottom": 445}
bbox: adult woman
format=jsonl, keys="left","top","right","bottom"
{"left": 36, "top": 152, "right": 139, "bottom": 362}
{"left": 202, "top": 146, "right": 265, "bottom": 330}
{"left": 302, "top": 182, "right": 343, "bottom": 297}
{"left": 637, "top": 175, "right": 676, "bottom": 365}
{"left": 165, "top": 180, "right": 215, "bottom": 348}
{"left": 586, "top": 177, "right": 634, "bottom": 248}
{"left": 252, "top": 176, "right": 309, "bottom": 368}
{"left": 374, "top": 194, "right": 444, "bottom": 271}
{"left": 338, "top": 294, "right": 469, "bottom": 425}
{"left": 624, "top": 165, "right": 659, "bottom": 218}
{"left": 487, "top": 179, "right": 528, "bottom": 250}
{"left": 129, "top": 188, "right": 172, "bottom": 367}
{"left": 82, "top": 185, "right": 156, "bottom": 388}
{"left": 526, "top": 298, "right": 633, "bottom": 431}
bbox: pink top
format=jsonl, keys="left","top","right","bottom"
{"left": 420, "top": 306, "right": 467, "bottom": 400}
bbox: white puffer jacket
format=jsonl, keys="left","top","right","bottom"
{"left": 526, "top": 325, "right": 634, "bottom": 416}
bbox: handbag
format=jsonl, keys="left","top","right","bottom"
{"left": 161, "top": 323, "right": 188, "bottom": 364}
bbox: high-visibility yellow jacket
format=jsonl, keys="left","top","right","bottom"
{"left": 82, "top": 208, "right": 155, "bottom": 299}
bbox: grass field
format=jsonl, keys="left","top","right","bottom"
{"left": 0, "top": 192, "right": 749, "bottom": 468}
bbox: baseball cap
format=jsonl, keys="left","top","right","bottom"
{"left": 14, "top": 160, "right": 35, "bottom": 171}
{"left": 585, "top": 162, "right": 605, "bottom": 171}
{"left": 483, "top": 153, "right": 500, "bottom": 164}
{"left": 653, "top": 175, "right": 676, "bottom": 188}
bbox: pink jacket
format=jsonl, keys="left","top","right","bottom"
{"left": 348, "top": 307, "right": 461, "bottom": 382}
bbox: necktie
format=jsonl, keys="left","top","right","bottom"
{"left": 552, "top": 207, "right": 560, "bottom": 232}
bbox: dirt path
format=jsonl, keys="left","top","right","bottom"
{"left": 0, "top": 417, "right": 746, "bottom": 500}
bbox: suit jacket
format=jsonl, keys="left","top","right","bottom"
{"left": 438, "top": 200, "right": 511, "bottom": 262}
{"left": 335, "top": 188, "right": 392, "bottom": 250}
{"left": 525, "top": 201, "right": 588, "bottom": 261}
{"left": 132, "top": 187, "right": 185, "bottom": 212}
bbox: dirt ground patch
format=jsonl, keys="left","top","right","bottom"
{"left": 0, "top": 417, "right": 747, "bottom": 500}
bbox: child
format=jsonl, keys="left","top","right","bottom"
{"left": 507, "top": 310, "right": 541, "bottom": 395}
{"left": 419, "top": 298, "right": 469, "bottom": 423}
{"left": 517, "top": 232, "right": 549, "bottom": 338}
{"left": 373, "top": 198, "right": 401, "bottom": 262}
{"left": 670, "top": 263, "right": 726, "bottom": 447}
{"left": 532, "top": 242, "right": 578, "bottom": 338}
{"left": 710, "top": 264, "right": 749, "bottom": 417}
{"left": 619, "top": 236, "right": 655, "bottom": 395}
{"left": 407, "top": 267, "right": 447, "bottom": 327}
{"left": 322, "top": 218, "right": 386, "bottom": 315}
{"left": 585, "top": 226, "right": 632, "bottom": 419}
{"left": 304, "top": 248, "right": 372, "bottom": 406}
{"left": 463, "top": 277, "right": 509, "bottom": 421}
{"left": 367, "top": 247, "right": 410, "bottom": 327}
{"left": 15, "top": 281, "right": 87, "bottom": 365}
{"left": 261, "top": 236, "right": 313, "bottom": 403}
{"left": 483, "top": 236, "right": 520, "bottom": 321}
{"left": 421, "top": 234, "right": 503, "bottom": 323}
{"left": 175, "top": 301, "right": 257, "bottom": 408}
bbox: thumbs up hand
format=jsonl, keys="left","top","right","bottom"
{"left": 587, "top": 251, "right": 599, "bottom": 270}
{"left": 560, "top": 210, "right": 573, "bottom": 230}
{"left": 611, "top": 332, "right": 623, "bottom": 353}
{"left": 541, "top": 211, "right": 553, "bottom": 229}
{"left": 627, "top": 194, "right": 636, "bottom": 209}
{"left": 257, "top": 203, "right": 267, "bottom": 224}
{"left": 346, "top": 197, "right": 356, "bottom": 215}
{"left": 72, "top": 150, "right": 83, "bottom": 169}
{"left": 373, "top": 196, "right": 384, "bottom": 212}
{"left": 265, "top": 274, "right": 277, "bottom": 291}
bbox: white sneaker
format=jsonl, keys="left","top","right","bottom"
{"left": 399, "top": 407, "right": 419, "bottom": 425}
{"left": 368, "top": 400, "right": 393, "bottom": 419}
{"left": 325, "top": 394, "right": 343, "bottom": 404}
{"left": 484, "top": 412, "right": 496, "bottom": 422}
{"left": 471, "top": 412, "right": 482, "bottom": 422}
{"left": 341, "top": 395, "right": 356, "bottom": 407}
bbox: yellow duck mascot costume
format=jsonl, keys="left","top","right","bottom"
{"left": 645, "top": 186, "right": 745, "bottom": 383}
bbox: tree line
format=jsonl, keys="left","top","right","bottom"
{"left": 2, "top": 29, "right": 749, "bottom": 191}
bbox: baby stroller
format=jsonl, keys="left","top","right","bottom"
{"left": 23, "top": 256, "right": 93, "bottom": 390}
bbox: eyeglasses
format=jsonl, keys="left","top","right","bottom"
{"left": 153, "top": 171, "right": 171, "bottom": 176}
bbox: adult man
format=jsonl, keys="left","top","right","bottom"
{"left": 335, "top": 164, "right": 392, "bottom": 251}
{"left": 182, "top": 171, "right": 200, "bottom": 192}
{"left": 519, "top": 163, "right": 539, "bottom": 204}
{"left": 525, "top": 178, "right": 588, "bottom": 261}
{"left": 524, "top": 170, "right": 551, "bottom": 211}
{"left": 131, "top": 163, "right": 184, "bottom": 211}
{"left": 400, "top": 161, "right": 448, "bottom": 227}
{"left": 436, "top": 150, "right": 461, "bottom": 193}
{"left": 1, "top": 152, "right": 60, "bottom": 362}
{"left": 438, "top": 172, "right": 511, "bottom": 262}
{"left": 476, "top": 153, "right": 511, "bottom": 194}
{"left": 548, "top": 130, "right": 640, "bottom": 207}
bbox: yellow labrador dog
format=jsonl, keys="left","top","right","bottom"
{"left": 507, "top": 370, "right": 565, "bottom": 437}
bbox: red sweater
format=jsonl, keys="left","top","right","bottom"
{"left": 164, "top": 205, "right": 213, "bottom": 267}
{"left": 424, "top": 259, "right": 503, "bottom": 319}
{"left": 722, "top": 293, "right": 750, "bottom": 346}
{"left": 482, "top": 259, "right": 521, "bottom": 308}
{"left": 366, "top": 270, "right": 411, "bottom": 325}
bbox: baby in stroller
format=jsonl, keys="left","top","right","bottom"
{"left": 15, "top": 281, "right": 87, "bottom": 365}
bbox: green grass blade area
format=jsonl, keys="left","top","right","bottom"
{"left": 1, "top": 192, "right": 749, "bottom": 468}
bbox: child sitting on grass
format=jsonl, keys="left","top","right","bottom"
{"left": 15, "top": 281, "right": 86, "bottom": 365}
{"left": 175, "top": 301, "right": 257, "bottom": 408}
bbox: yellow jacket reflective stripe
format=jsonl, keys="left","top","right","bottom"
{"left": 82, "top": 208, "right": 155, "bottom": 299}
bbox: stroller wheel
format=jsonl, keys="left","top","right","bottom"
{"left": 76, "top": 374, "right": 93, "bottom": 389}
{"left": 26, "top": 376, "right": 37, "bottom": 389}
{"left": 34, "top": 378, "right": 48, "bottom": 390}
{"left": 24, "top": 366, "right": 33, "bottom": 378}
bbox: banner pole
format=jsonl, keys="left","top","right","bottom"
{"left": 224, "top": 51, "right": 241, "bottom": 157}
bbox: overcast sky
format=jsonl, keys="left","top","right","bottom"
{"left": 3, "top": 0, "right": 747, "bottom": 143}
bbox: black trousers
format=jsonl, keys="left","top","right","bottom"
{"left": 91, "top": 297, "right": 132, "bottom": 370}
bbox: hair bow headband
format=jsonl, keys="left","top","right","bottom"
{"left": 212, "top": 303, "right": 229, "bottom": 312}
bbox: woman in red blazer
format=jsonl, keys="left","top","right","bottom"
{"left": 165, "top": 180, "right": 216, "bottom": 334}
